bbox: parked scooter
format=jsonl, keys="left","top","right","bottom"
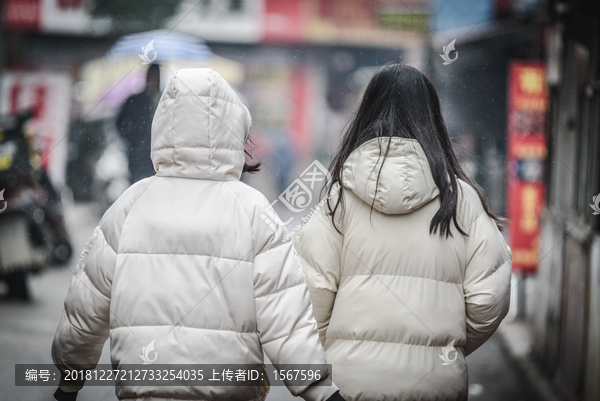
{"left": 0, "top": 111, "right": 72, "bottom": 300}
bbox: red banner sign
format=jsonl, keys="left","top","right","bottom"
{"left": 2, "top": 0, "right": 41, "bottom": 31}
{"left": 1, "top": 71, "right": 72, "bottom": 188}
{"left": 507, "top": 61, "right": 548, "bottom": 273}
{"left": 2, "top": 0, "right": 91, "bottom": 34}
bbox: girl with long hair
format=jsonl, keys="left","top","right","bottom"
{"left": 295, "top": 64, "right": 512, "bottom": 401}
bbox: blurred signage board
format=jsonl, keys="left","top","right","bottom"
{"left": 2, "top": 0, "right": 108, "bottom": 34}
{"left": 263, "top": 0, "right": 427, "bottom": 47}
{"left": 431, "top": 0, "right": 493, "bottom": 32}
{"left": 0, "top": 71, "right": 72, "bottom": 188}
{"left": 166, "top": 0, "right": 263, "bottom": 43}
{"left": 2, "top": 0, "right": 40, "bottom": 31}
{"left": 506, "top": 61, "right": 548, "bottom": 274}
{"left": 242, "top": 55, "right": 319, "bottom": 161}
{"left": 168, "top": 0, "right": 427, "bottom": 47}
{"left": 4, "top": 0, "right": 427, "bottom": 46}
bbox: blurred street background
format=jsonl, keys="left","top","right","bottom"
{"left": 0, "top": 0, "right": 599, "bottom": 400}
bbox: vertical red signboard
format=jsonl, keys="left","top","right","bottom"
{"left": 507, "top": 61, "right": 548, "bottom": 273}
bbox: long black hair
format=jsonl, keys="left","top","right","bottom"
{"left": 243, "top": 130, "right": 261, "bottom": 174}
{"left": 325, "top": 63, "right": 502, "bottom": 237}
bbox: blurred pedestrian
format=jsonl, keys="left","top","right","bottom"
{"left": 116, "top": 63, "right": 161, "bottom": 184}
{"left": 295, "top": 64, "right": 512, "bottom": 401}
{"left": 52, "top": 69, "right": 344, "bottom": 401}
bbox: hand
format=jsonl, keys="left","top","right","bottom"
{"left": 326, "top": 390, "right": 347, "bottom": 401}
{"left": 54, "top": 388, "right": 78, "bottom": 401}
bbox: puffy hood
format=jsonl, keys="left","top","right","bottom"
{"left": 342, "top": 137, "right": 439, "bottom": 214}
{"left": 151, "top": 68, "right": 251, "bottom": 181}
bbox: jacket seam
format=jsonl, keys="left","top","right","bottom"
{"left": 453, "top": 180, "right": 485, "bottom": 231}
{"left": 222, "top": 185, "right": 291, "bottom": 257}
{"left": 376, "top": 159, "right": 385, "bottom": 211}
{"left": 255, "top": 281, "right": 305, "bottom": 299}
{"left": 118, "top": 396, "right": 260, "bottom": 401}
{"left": 207, "top": 71, "right": 213, "bottom": 180}
{"left": 78, "top": 262, "right": 112, "bottom": 299}
{"left": 222, "top": 183, "right": 256, "bottom": 257}
{"left": 465, "top": 208, "right": 486, "bottom": 232}
{"left": 152, "top": 174, "right": 238, "bottom": 182}
{"left": 152, "top": 145, "right": 242, "bottom": 152}
{"left": 463, "top": 215, "right": 511, "bottom": 277}
{"left": 118, "top": 178, "right": 160, "bottom": 252}
{"left": 400, "top": 141, "right": 413, "bottom": 212}
{"left": 328, "top": 336, "right": 465, "bottom": 348}
{"left": 339, "top": 273, "right": 460, "bottom": 286}
{"left": 468, "top": 257, "right": 511, "bottom": 285}
{"left": 118, "top": 252, "right": 252, "bottom": 264}
{"left": 409, "top": 139, "right": 438, "bottom": 191}
{"left": 162, "top": 92, "right": 248, "bottom": 112}
{"left": 77, "top": 226, "right": 100, "bottom": 266}
{"left": 96, "top": 226, "right": 117, "bottom": 256}
{"left": 65, "top": 306, "right": 109, "bottom": 337}
{"left": 169, "top": 86, "right": 176, "bottom": 168}
{"left": 492, "top": 256, "right": 512, "bottom": 273}
{"left": 110, "top": 324, "right": 257, "bottom": 335}
{"left": 256, "top": 238, "right": 289, "bottom": 255}
{"left": 261, "top": 322, "right": 313, "bottom": 345}
{"left": 209, "top": 95, "right": 249, "bottom": 112}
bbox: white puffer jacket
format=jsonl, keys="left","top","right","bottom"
{"left": 295, "top": 137, "right": 512, "bottom": 401}
{"left": 52, "top": 69, "right": 338, "bottom": 401}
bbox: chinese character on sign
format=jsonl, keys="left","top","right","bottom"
{"left": 235, "top": 369, "right": 247, "bottom": 381}
{"left": 208, "top": 369, "right": 221, "bottom": 381}
{"left": 519, "top": 68, "right": 545, "bottom": 95}
{"left": 25, "top": 369, "right": 38, "bottom": 381}
{"left": 222, "top": 369, "right": 233, "bottom": 381}
{"left": 520, "top": 185, "right": 539, "bottom": 233}
{"left": 39, "top": 370, "right": 50, "bottom": 382}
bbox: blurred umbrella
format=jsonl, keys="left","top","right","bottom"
{"left": 105, "top": 30, "right": 213, "bottom": 62}
{"left": 77, "top": 30, "right": 245, "bottom": 120}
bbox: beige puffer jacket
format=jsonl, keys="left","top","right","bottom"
{"left": 295, "top": 137, "right": 512, "bottom": 401}
{"left": 52, "top": 69, "right": 338, "bottom": 401}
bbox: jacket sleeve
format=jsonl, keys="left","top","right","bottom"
{"left": 51, "top": 225, "right": 117, "bottom": 392}
{"left": 462, "top": 212, "right": 512, "bottom": 356}
{"left": 251, "top": 202, "right": 339, "bottom": 401}
{"left": 294, "top": 200, "right": 343, "bottom": 347}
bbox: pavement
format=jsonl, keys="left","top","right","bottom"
{"left": 497, "top": 320, "right": 564, "bottom": 401}
{"left": 0, "top": 202, "right": 549, "bottom": 401}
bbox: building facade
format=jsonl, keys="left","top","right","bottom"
{"left": 528, "top": 0, "right": 600, "bottom": 400}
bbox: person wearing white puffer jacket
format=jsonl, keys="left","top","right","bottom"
{"left": 51, "top": 69, "right": 344, "bottom": 401}
{"left": 295, "top": 64, "right": 512, "bottom": 401}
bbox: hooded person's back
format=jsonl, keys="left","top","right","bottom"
{"left": 52, "top": 69, "right": 339, "bottom": 401}
{"left": 295, "top": 137, "right": 512, "bottom": 401}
